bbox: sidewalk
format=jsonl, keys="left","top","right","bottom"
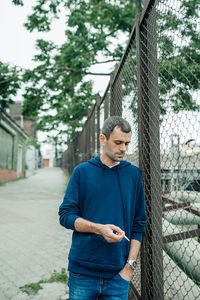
{"left": 0, "top": 168, "right": 72, "bottom": 300}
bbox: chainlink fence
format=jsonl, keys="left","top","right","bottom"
{"left": 61, "top": 0, "right": 200, "bottom": 299}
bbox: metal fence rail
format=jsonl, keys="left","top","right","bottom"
{"left": 62, "top": 0, "right": 200, "bottom": 299}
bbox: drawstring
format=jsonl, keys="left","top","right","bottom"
{"left": 116, "top": 167, "right": 129, "bottom": 258}
{"left": 116, "top": 166, "right": 127, "bottom": 231}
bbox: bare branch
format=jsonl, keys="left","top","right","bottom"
{"left": 104, "top": 29, "right": 118, "bottom": 38}
{"left": 0, "top": 77, "right": 17, "bottom": 85}
{"left": 34, "top": 66, "right": 111, "bottom": 76}
{"left": 93, "top": 59, "right": 120, "bottom": 65}
{"left": 84, "top": 71, "right": 111, "bottom": 76}
{"left": 0, "top": 65, "right": 112, "bottom": 86}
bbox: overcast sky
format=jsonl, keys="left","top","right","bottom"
{"left": 0, "top": 1, "right": 66, "bottom": 68}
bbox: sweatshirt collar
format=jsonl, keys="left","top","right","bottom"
{"left": 88, "top": 156, "right": 130, "bottom": 169}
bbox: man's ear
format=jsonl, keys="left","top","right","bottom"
{"left": 99, "top": 134, "right": 106, "bottom": 146}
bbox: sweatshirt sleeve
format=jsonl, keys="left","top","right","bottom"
{"left": 131, "top": 170, "right": 147, "bottom": 242}
{"left": 59, "top": 167, "right": 81, "bottom": 230}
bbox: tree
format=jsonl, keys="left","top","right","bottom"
{"left": 9, "top": 0, "right": 199, "bottom": 142}
{"left": 10, "top": 0, "right": 144, "bottom": 142}
{"left": 0, "top": 61, "right": 21, "bottom": 110}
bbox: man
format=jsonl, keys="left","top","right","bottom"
{"left": 59, "top": 116, "right": 146, "bottom": 300}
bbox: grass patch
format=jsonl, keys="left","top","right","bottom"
{"left": 19, "top": 268, "right": 68, "bottom": 295}
{"left": 0, "top": 182, "right": 5, "bottom": 187}
{"left": 20, "top": 281, "right": 43, "bottom": 295}
{"left": 48, "top": 268, "right": 68, "bottom": 284}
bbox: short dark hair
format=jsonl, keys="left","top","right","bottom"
{"left": 102, "top": 116, "right": 132, "bottom": 139}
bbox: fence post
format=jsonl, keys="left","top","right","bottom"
{"left": 110, "top": 75, "right": 115, "bottom": 116}
{"left": 90, "top": 112, "right": 96, "bottom": 158}
{"left": 110, "top": 71, "right": 122, "bottom": 116}
{"left": 73, "top": 135, "right": 78, "bottom": 167}
{"left": 96, "top": 96, "right": 101, "bottom": 155}
{"left": 104, "top": 91, "right": 110, "bottom": 120}
{"left": 136, "top": 4, "right": 164, "bottom": 300}
{"left": 85, "top": 121, "right": 90, "bottom": 161}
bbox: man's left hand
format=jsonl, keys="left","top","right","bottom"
{"left": 119, "top": 264, "right": 133, "bottom": 281}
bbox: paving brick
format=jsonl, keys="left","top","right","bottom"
{"left": 0, "top": 168, "right": 71, "bottom": 300}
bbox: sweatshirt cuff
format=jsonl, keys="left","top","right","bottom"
{"left": 66, "top": 215, "right": 80, "bottom": 230}
{"left": 131, "top": 232, "right": 144, "bottom": 242}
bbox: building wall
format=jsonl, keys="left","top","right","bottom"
{"left": 0, "top": 112, "right": 28, "bottom": 183}
{"left": 14, "top": 117, "right": 36, "bottom": 137}
{"left": 9, "top": 102, "right": 36, "bottom": 137}
{"left": 43, "top": 159, "right": 50, "bottom": 167}
{"left": 0, "top": 127, "right": 13, "bottom": 170}
{"left": 26, "top": 145, "right": 41, "bottom": 170}
{"left": 13, "top": 132, "right": 26, "bottom": 173}
{"left": 0, "top": 169, "right": 17, "bottom": 183}
{"left": 23, "top": 118, "right": 36, "bottom": 137}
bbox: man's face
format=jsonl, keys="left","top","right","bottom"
{"left": 100, "top": 126, "right": 132, "bottom": 162}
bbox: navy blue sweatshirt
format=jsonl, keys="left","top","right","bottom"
{"left": 59, "top": 156, "right": 146, "bottom": 278}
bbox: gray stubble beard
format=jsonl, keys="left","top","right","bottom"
{"left": 105, "top": 150, "right": 124, "bottom": 162}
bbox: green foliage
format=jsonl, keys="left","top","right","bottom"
{"left": 0, "top": 61, "right": 21, "bottom": 110}
{"left": 25, "top": 0, "right": 61, "bottom": 32}
{"left": 12, "top": 0, "right": 23, "bottom": 5}
{"left": 48, "top": 268, "right": 68, "bottom": 283}
{"left": 157, "top": 1, "right": 200, "bottom": 115}
{"left": 20, "top": 281, "right": 42, "bottom": 295}
{"left": 26, "top": 137, "right": 40, "bottom": 148}
{"left": 19, "top": 268, "right": 68, "bottom": 295}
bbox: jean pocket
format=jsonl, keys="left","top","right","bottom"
{"left": 117, "top": 273, "right": 131, "bottom": 283}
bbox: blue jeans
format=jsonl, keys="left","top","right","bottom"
{"left": 68, "top": 271, "right": 130, "bottom": 300}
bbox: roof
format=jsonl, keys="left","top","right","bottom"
{"left": 0, "top": 110, "right": 29, "bottom": 139}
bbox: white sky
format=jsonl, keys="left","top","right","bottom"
{"left": 0, "top": 1, "right": 66, "bottom": 68}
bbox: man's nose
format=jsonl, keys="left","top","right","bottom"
{"left": 120, "top": 144, "right": 126, "bottom": 152}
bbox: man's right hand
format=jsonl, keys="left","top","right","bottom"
{"left": 74, "top": 218, "right": 125, "bottom": 243}
{"left": 99, "top": 224, "right": 125, "bottom": 243}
